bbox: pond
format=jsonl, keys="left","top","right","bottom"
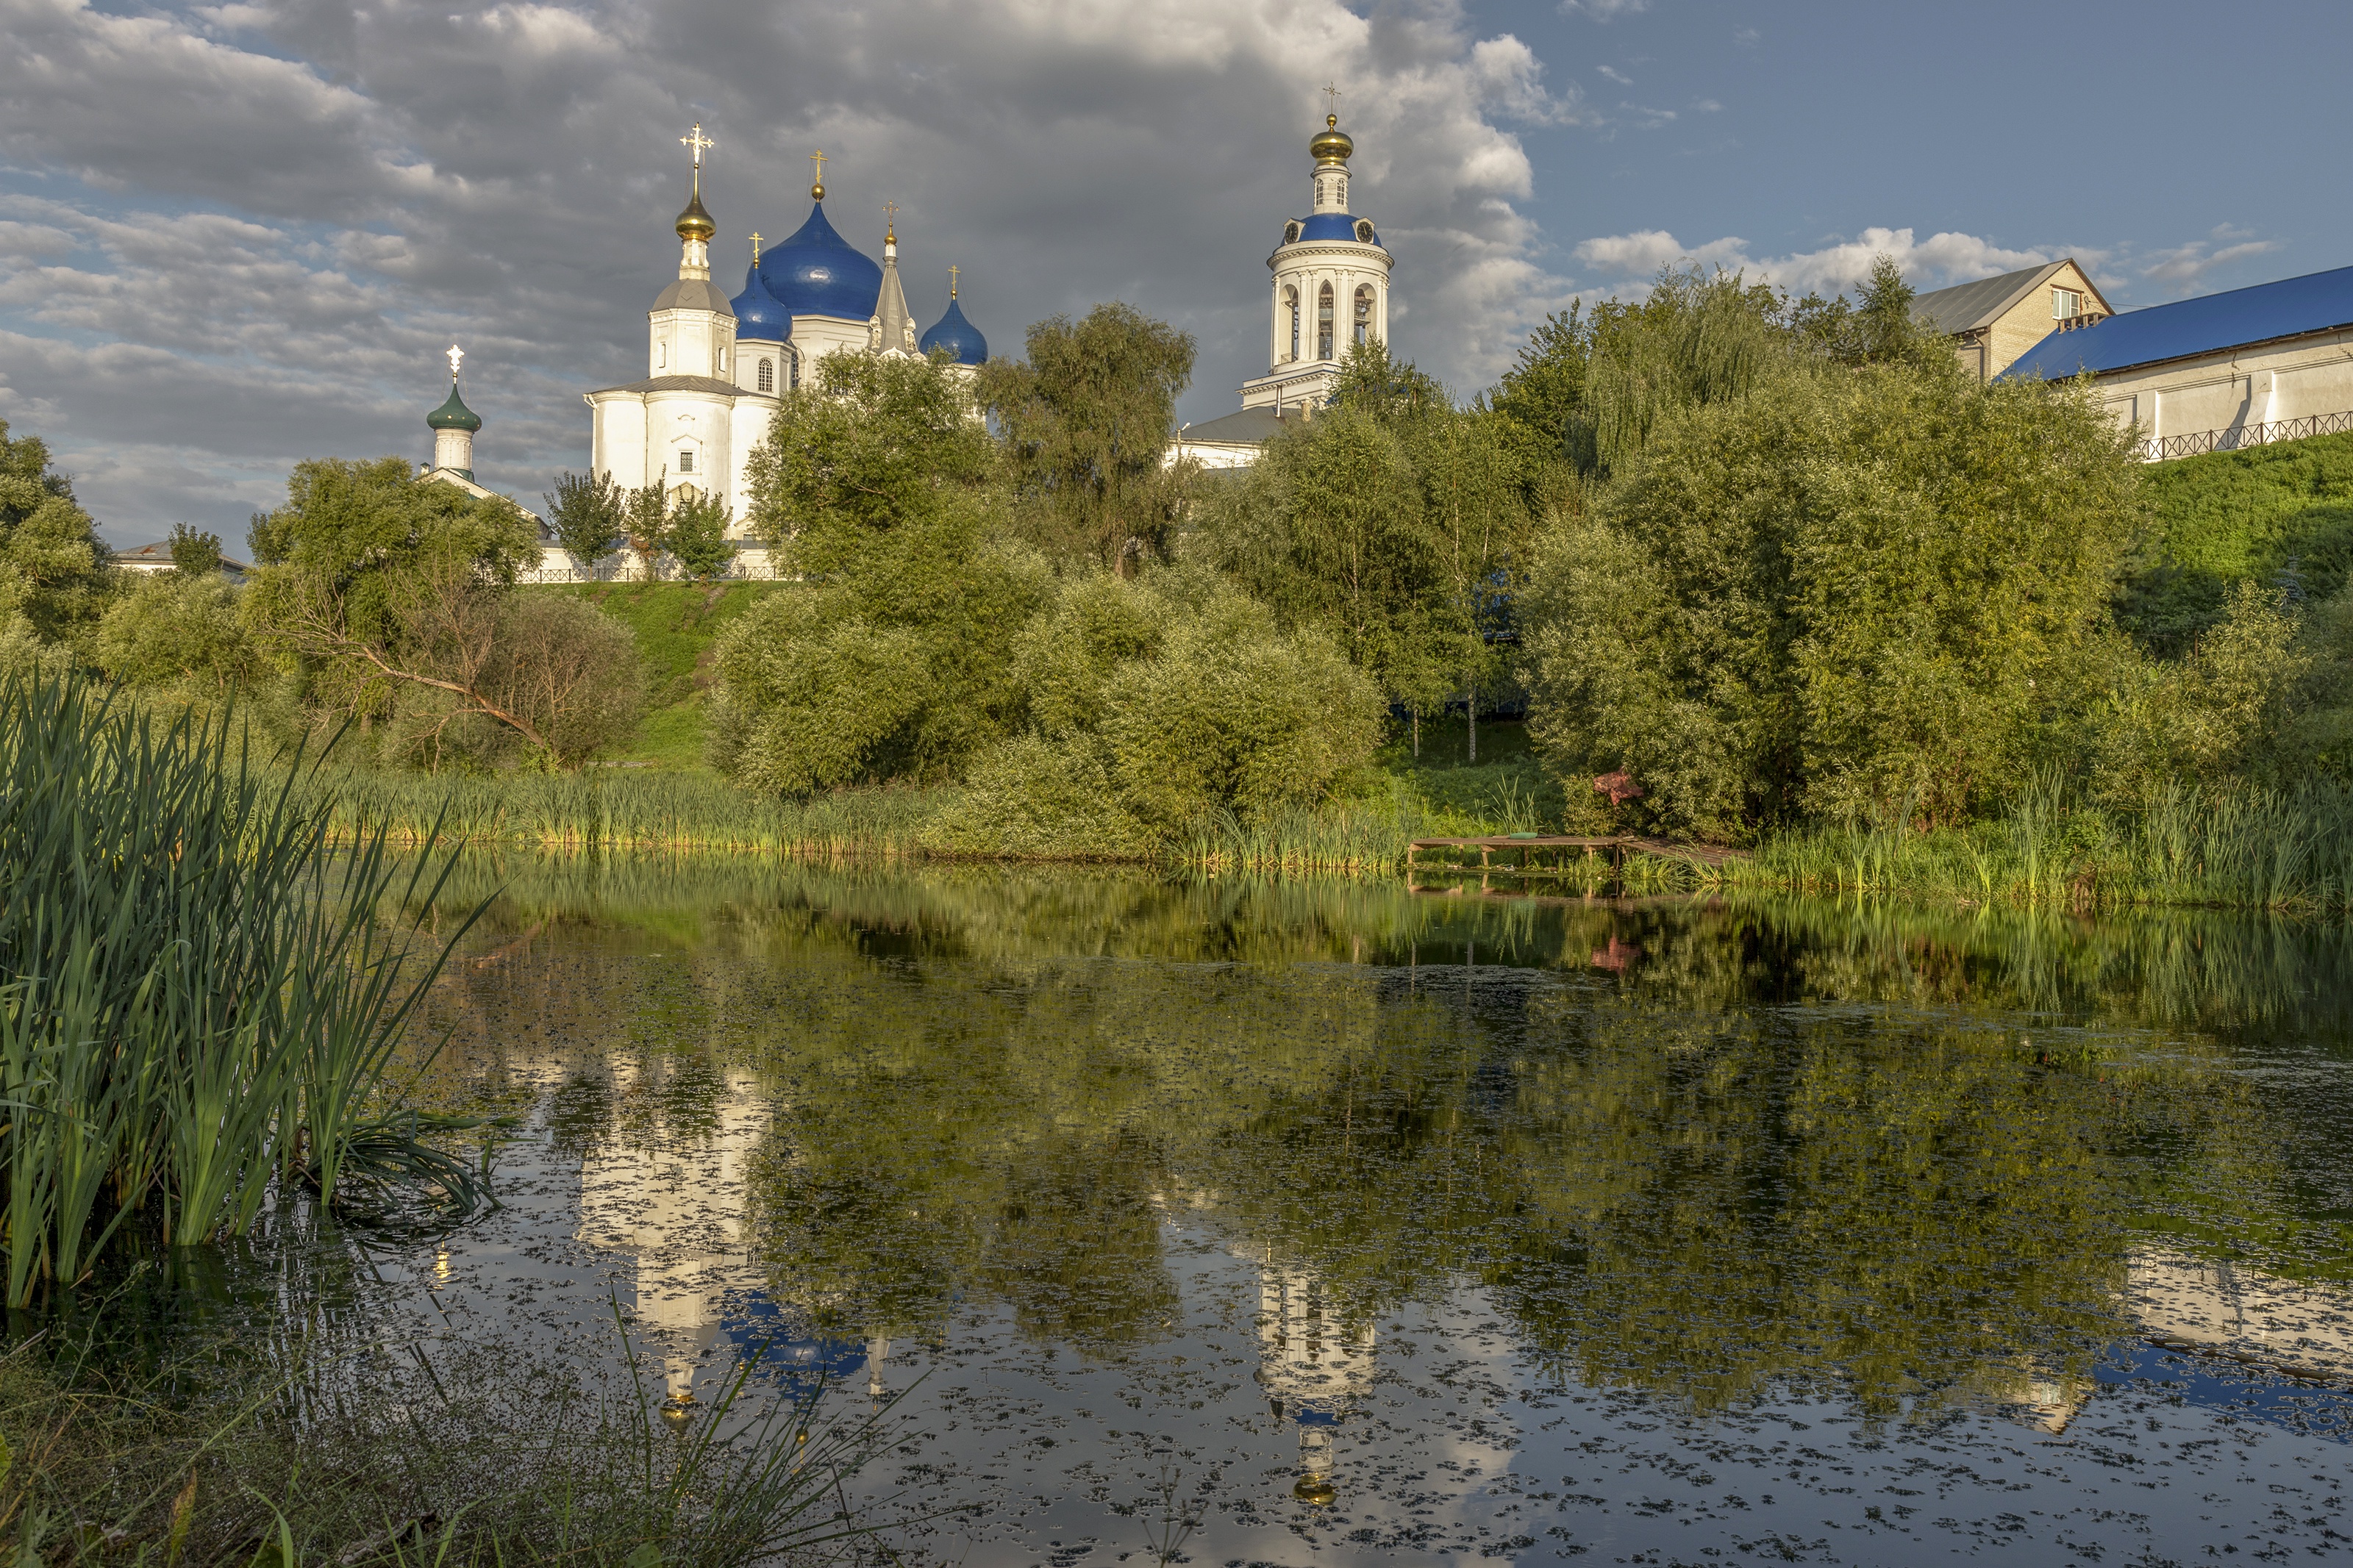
{"left": 149, "top": 862, "right": 2353, "bottom": 1563}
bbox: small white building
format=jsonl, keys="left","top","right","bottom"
{"left": 2001, "top": 262, "right": 2353, "bottom": 461}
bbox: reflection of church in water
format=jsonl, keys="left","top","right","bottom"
{"left": 572, "top": 1064, "right": 891, "bottom": 1410}
{"left": 1252, "top": 1250, "right": 1377, "bottom": 1503}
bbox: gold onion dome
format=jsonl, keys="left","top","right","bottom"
{"left": 675, "top": 189, "right": 715, "bottom": 242}
{"left": 1310, "top": 114, "right": 1353, "bottom": 165}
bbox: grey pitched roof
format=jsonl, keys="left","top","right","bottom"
{"left": 1179, "top": 407, "right": 1302, "bottom": 445}
{"left": 1913, "top": 262, "right": 2073, "bottom": 334}
{"left": 587, "top": 375, "right": 754, "bottom": 396}
{"left": 651, "top": 278, "right": 735, "bottom": 315}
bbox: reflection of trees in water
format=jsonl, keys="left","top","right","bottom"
{"left": 408, "top": 858, "right": 2341, "bottom": 1411}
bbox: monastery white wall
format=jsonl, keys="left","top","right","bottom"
{"left": 2095, "top": 329, "right": 2353, "bottom": 448}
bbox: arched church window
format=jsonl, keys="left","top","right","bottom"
{"left": 1285, "top": 287, "right": 1300, "bottom": 362}
{"left": 719, "top": 348, "right": 729, "bottom": 373}
{"left": 788, "top": 351, "right": 801, "bottom": 390}
{"left": 1316, "top": 178, "right": 1327, "bottom": 205}
{"left": 1354, "top": 285, "right": 1374, "bottom": 347}
{"left": 1317, "top": 282, "right": 1335, "bottom": 360}
{"left": 657, "top": 341, "right": 667, "bottom": 370}
{"left": 758, "top": 358, "right": 774, "bottom": 393}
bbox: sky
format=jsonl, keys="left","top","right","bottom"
{"left": 3, "top": 0, "right": 2349, "bottom": 548}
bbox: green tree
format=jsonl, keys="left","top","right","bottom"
{"left": 715, "top": 353, "right": 1038, "bottom": 794}
{"left": 543, "top": 470, "right": 624, "bottom": 576}
{"left": 745, "top": 354, "right": 996, "bottom": 568}
{"left": 663, "top": 490, "right": 735, "bottom": 582}
{"left": 243, "top": 457, "right": 544, "bottom": 725}
{"left": 1521, "top": 359, "right": 2145, "bottom": 838}
{"left": 976, "top": 304, "right": 1196, "bottom": 569}
{"left": 94, "top": 573, "right": 257, "bottom": 695}
{"left": 1197, "top": 403, "right": 1437, "bottom": 707}
{"left": 167, "top": 522, "right": 225, "bottom": 577}
{"left": 621, "top": 476, "right": 670, "bottom": 579}
{"left": 0, "top": 419, "right": 114, "bottom": 668}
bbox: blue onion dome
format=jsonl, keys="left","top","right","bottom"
{"left": 426, "top": 381, "right": 480, "bottom": 432}
{"left": 918, "top": 295, "right": 988, "bottom": 365}
{"left": 757, "top": 200, "right": 881, "bottom": 321}
{"left": 731, "top": 258, "right": 794, "bottom": 343}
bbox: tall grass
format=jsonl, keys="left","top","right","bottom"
{"left": 1721, "top": 776, "right": 2353, "bottom": 912}
{"left": 0, "top": 674, "right": 476, "bottom": 1308}
{"left": 316, "top": 767, "right": 934, "bottom": 857}
{"left": 0, "top": 1314, "right": 896, "bottom": 1568}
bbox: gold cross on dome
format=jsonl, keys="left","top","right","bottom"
{"left": 681, "top": 123, "right": 714, "bottom": 168}
{"left": 809, "top": 149, "right": 828, "bottom": 198}
{"left": 750, "top": 231, "right": 763, "bottom": 264}
{"left": 446, "top": 343, "right": 463, "bottom": 379}
{"left": 949, "top": 264, "right": 960, "bottom": 298}
{"left": 1323, "top": 82, "right": 1343, "bottom": 120}
{"left": 883, "top": 199, "right": 899, "bottom": 240}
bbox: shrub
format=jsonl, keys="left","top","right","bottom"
{"left": 1522, "top": 362, "right": 2144, "bottom": 839}
{"left": 93, "top": 571, "right": 257, "bottom": 694}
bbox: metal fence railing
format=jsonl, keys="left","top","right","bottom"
{"left": 515, "top": 553, "right": 788, "bottom": 586}
{"left": 2144, "top": 408, "right": 2353, "bottom": 462}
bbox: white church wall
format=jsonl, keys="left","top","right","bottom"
{"left": 588, "top": 395, "right": 649, "bottom": 490}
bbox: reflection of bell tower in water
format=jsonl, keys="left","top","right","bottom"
{"left": 571, "top": 1063, "right": 770, "bottom": 1408}
{"left": 1253, "top": 1253, "right": 1377, "bottom": 1503}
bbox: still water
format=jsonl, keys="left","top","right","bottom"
{"left": 233, "top": 863, "right": 2353, "bottom": 1561}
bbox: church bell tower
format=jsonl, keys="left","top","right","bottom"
{"left": 1240, "top": 96, "right": 1393, "bottom": 412}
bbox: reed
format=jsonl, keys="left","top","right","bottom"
{"left": 0, "top": 1313, "right": 895, "bottom": 1568}
{"left": 0, "top": 673, "right": 476, "bottom": 1308}
{"left": 313, "top": 767, "right": 935, "bottom": 858}
{"left": 1718, "top": 777, "right": 2353, "bottom": 912}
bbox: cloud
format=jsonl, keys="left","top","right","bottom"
{"left": 2139, "top": 225, "right": 2285, "bottom": 293}
{"left": 1732, "top": 26, "right": 1761, "bottom": 47}
{"left": 1563, "top": 0, "right": 1649, "bottom": 18}
{"left": 0, "top": 0, "right": 1582, "bottom": 540}
{"left": 1571, "top": 225, "right": 2058, "bottom": 297}
{"left": 1596, "top": 65, "right": 1632, "bottom": 85}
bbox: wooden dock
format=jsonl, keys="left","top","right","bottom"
{"left": 1404, "top": 834, "right": 1748, "bottom": 873}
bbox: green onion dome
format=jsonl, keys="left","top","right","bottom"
{"left": 426, "top": 380, "right": 481, "bottom": 433}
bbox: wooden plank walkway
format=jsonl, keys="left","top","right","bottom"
{"left": 1405, "top": 834, "right": 1749, "bottom": 872}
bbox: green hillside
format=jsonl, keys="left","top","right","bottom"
{"left": 547, "top": 581, "right": 776, "bottom": 767}
{"left": 2127, "top": 429, "right": 2353, "bottom": 652}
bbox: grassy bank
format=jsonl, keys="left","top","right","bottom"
{"left": 546, "top": 580, "right": 776, "bottom": 767}
{"left": 2129, "top": 427, "right": 2353, "bottom": 652}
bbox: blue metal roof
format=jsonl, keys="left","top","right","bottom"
{"left": 2001, "top": 262, "right": 2353, "bottom": 382}
{"left": 729, "top": 259, "right": 794, "bottom": 343}
{"left": 757, "top": 201, "right": 881, "bottom": 322}
{"left": 917, "top": 295, "right": 988, "bottom": 365}
{"left": 1292, "top": 213, "right": 1379, "bottom": 246}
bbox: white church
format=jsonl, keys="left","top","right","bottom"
{"left": 423, "top": 110, "right": 1390, "bottom": 568}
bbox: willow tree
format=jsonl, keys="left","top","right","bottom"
{"left": 717, "top": 351, "right": 1039, "bottom": 793}
{"left": 976, "top": 304, "right": 1197, "bottom": 570}
{"left": 1521, "top": 357, "right": 2146, "bottom": 838}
